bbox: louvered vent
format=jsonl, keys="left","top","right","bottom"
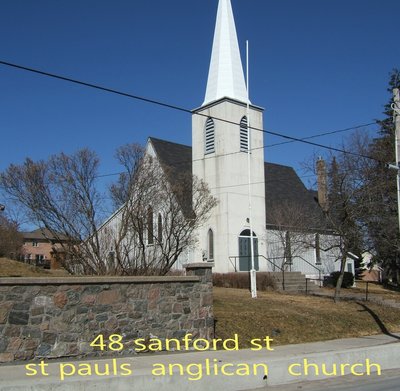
{"left": 240, "top": 116, "right": 248, "bottom": 152}
{"left": 205, "top": 118, "right": 215, "bottom": 154}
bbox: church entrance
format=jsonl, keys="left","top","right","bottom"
{"left": 238, "top": 230, "right": 259, "bottom": 271}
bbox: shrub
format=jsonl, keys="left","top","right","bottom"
{"left": 213, "top": 272, "right": 277, "bottom": 291}
{"left": 325, "top": 271, "right": 354, "bottom": 288}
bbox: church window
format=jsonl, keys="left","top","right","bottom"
{"left": 315, "top": 233, "right": 321, "bottom": 265}
{"left": 240, "top": 116, "right": 249, "bottom": 152}
{"left": 207, "top": 229, "right": 214, "bottom": 261}
{"left": 205, "top": 118, "right": 215, "bottom": 154}
{"left": 158, "top": 214, "right": 163, "bottom": 243}
{"left": 147, "top": 207, "right": 154, "bottom": 245}
{"left": 284, "top": 231, "right": 292, "bottom": 265}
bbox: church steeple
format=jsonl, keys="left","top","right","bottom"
{"left": 203, "top": 0, "right": 249, "bottom": 106}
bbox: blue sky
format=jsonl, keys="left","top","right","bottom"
{"left": 0, "top": 0, "right": 399, "bottom": 194}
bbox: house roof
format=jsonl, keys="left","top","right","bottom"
{"left": 22, "top": 228, "right": 69, "bottom": 242}
{"left": 147, "top": 138, "right": 329, "bottom": 231}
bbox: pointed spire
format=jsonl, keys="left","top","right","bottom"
{"left": 203, "top": 0, "right": 249, "bottom": 106}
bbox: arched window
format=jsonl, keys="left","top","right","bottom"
{"left": 315, "top": 233, "right": 321, "bottom": 265}
{"left": 207, "top": 229, "right": 214, "bottom": 261}
{"left": 205, "top": 117, "right": 215, "bottom": 154}
{"left": 240, "top": 116, "right": 249, "bottom": 152}
{"left": 158, "top": 214, "right": 163, "bottom": 243}
{"left": 147, "top": 206, "right": 154, "bottom": 244}
{"left": 284, "top": 231, "right": 292, "bottom": 264}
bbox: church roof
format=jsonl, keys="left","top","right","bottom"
{"left": 203, "top": 0, "right": 249, "bottom": 106}
{"left": 149, "top": 137, "right": 193, "bottom": 218}
{"left": 264, "top": 162, "right": 329, "bottom": 231}
{"left": 148, "top": 138, "right": 328, "bottom": 231}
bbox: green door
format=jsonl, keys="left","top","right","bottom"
{"left": 238, "top": 235, "right": 259, "bottom": 271}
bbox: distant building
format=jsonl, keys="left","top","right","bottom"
{"left": 21, "top": 228, "right": 68, "bottom": 269}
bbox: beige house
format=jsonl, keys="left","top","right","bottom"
{"left": 21, "top": 228, "right": 67, "bottom": 269}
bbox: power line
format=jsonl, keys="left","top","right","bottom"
{"left": 265, "top": 122, "right": 378, "bottom": 148}
{"left": 0, "top": 59, "right": 385, "bottom": 164}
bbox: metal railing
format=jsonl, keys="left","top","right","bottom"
{"left": 295, "top": 256, "right": 323, "bottom": 287}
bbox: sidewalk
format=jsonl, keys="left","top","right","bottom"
{"left": 0, "top": 333, "right": 399, "bottom": 391}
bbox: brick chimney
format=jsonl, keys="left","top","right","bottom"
{"left": 316, "top": 157, "right": 328, "bottom": 212}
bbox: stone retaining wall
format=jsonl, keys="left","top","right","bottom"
{"left": 0, "top": 263, "right": 214, "bottom": 363}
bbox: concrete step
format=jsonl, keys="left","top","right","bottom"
{"left": 267, "top": 272, "right": 320, "bottom": 293}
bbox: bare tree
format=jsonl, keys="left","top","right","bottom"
{"left": 0, "top": 149, "right": 106, "bottom": 274}
{"left": 266, "top": 201, "right": 319, "bottom": 270}
{"left": 0, "top": 214, "right": 23, "bottom": 259}
{"left": 105, "top": 144, "right": 217, "bottom": 275}
{"left": 323, "top": 132, "right": 372, "bottom": 301}
{"left": 0, "top": 144, "right": 217, "bottom": 275}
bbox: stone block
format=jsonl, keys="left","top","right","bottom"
{"left": 43, "top": 332, "right": 57, "bottom": 345}
{"left": 31, "top": 307, "right": 44, "bottom": 316}
{"left": 8, "top": 311, "right": 29, "bottom": 325}
{"left": 97, "top": 290, "right": 120, "bottom": 305}
{"left": 7, "top": 337, "right": 23, "bottom": 352}
{"left": 37, "top": 343, "right": 52, "bottom": 357}
{"left": 4, "top": 325, "right": 21, "bottom": 337}
{"left": 0, "top": 304, "right": 12, "bottom": 324}
{"left": 53, "top": 291, "right": 68, "bottom": 308}
{"left": 200, "top": 293, "right": 213, "bottom": 306}
{"left": 81, "top": 294, "right": 96, "bottom": 305}
{"left": 33, "top": 296, "right": 52, "bottom": 307}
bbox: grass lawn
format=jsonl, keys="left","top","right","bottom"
{"left": 0, "top": 257, "right": 69, "bottom": 277}
{"left": 213, "top": 287, "right": 400, "bottom": 348}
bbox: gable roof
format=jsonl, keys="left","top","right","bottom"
{"left": 149, "top": 138, "right": 192, "bottom": 175}
{"left": 147, "top": 138, "right": 329, "bottom": 231}
{"left": 149, "top": 137, "right": 193, "bottom": 218}
{"left": 264, "top": 162, "right": 329, "bottom": 231}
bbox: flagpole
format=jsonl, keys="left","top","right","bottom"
{"left": 246, "top": 40, "right": 257, "bottom": 299}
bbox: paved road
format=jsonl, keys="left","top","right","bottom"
{"left": 244, "top": 369, "right": 400, "bottom": 391}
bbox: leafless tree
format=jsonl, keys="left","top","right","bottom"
{"left": 317, "top": 131, "right": 372, "bottom": 302}
{"left": 0, "top": 144, "right": 217, "bottom": 275}
{"left": 266, "top": 201, "right": 319, "bottom": 270}
{"left": 0, "top": 214, "right": 23, "bottom": 259}
{"left": 0, "top": 149, "right": 106, "bottom": 274}
{"left": 105, "top": 144, "right": 217, "bottom": 275}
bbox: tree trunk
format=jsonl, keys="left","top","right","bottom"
{"left": 334, "top": 254, "right": 347, "bottom": 303}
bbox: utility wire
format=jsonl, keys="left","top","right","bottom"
{"left": 265, "top": 122, "right": 378, "bottom": 148}
{"left": 0, "top": 60, "right": 384, "bottom": 164}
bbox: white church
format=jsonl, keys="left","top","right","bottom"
{"left": 101, "top": 0, "right": 354, "bottom": 282}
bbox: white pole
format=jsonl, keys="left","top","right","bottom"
{"left": 393, "top": 88, "right": 400, "bottom": 234}
{"left": 246, "top": 40, "right": 257, "bottom": 299}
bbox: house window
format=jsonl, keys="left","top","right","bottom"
{"left": 32, "top": 241, "right": 38, "bottom": 247}
{"left": 240, "top": 116, "right": 249, "bottom": 152}
{"left": 147, "top": 207, "right": 154, "bottom": 245}
{"left": 207, "top": 229, "right": 214, "bottom": 261}
{"left": 205, "top": 117, "right": 215, "bottom": 154}
{"left": 315, "top": 233, "right": 321, "bottom": 265}
{"left": 158, "top": 214, "right": 163, "bottom": 243}
{"left": 284, "top": 231, "right": 292, "bottom": 264}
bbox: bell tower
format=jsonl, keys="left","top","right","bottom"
{"left": 192, "top": 0, "right": 266, "bottom": 272}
